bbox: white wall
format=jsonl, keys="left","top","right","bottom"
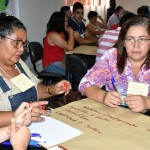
{"left": 116, "top": 0, "right": 150, "bottom": 14}
{"left": 6, "top": 0, "right": 149, "bottom": 44}
{"left": 18, "top": 0, "right": 64, "bottom": 44}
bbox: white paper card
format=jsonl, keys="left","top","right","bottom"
{"left": 10, "top": 73, "right": 35, "bottom": 92}
{"left": 127, "top": 82, "right": 149, "bottom": 96}
{"left": 29, "top": 116, "right": 83, "bottom": 149}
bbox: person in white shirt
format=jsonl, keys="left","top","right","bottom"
{"left": 107, "top": 6, "right": 124, "bottom": 29}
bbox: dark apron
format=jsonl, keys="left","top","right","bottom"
{"left": 0, "top": 62, "right": 37, "bottom": 111}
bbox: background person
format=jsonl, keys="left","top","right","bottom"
{"left": 107, "top": 6, "right": 124, "bottom": 29}
{"left": 42, "top": 12, "right": 74, "bottom": 75}
{"left": 84, "top": 11, "right": 107, "bottom": 40}
{"left": 79, "top": 16, "right": 150, "bottom": 113}
{"left": 0, "top": 13, "right": 71, "bottom": 114}
{"left": 68, "top": 2, "right": 97, "bottom": 48}
{"left": 60, "top": 6, "right": 72, "bottom": 20}
{"left": 96, "top": 11, "right": 136, "bottom": 61}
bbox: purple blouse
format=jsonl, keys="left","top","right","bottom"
{"left": 79, "top": 48, "right": 150, "bottom": 96}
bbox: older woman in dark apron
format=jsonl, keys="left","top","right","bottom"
{"left": 0, "top": 13, "right": 71, "bottom": 127}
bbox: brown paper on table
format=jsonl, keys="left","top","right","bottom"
{"left": 51, "top": 98, "right": 150, "bottom": 150}
{"left": 66, "top": 45, "right": 97, "bottom": 55}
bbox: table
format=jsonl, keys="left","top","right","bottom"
{"left": 50, "top": 98, "right": 150, "bottom": 150}
{"left": 2, "top": 98, "right": 150, "bottom": 150}
{"left": 66, "top": 45, "right": 97, "bottom": 55}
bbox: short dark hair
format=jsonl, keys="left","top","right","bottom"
{"left": 73, "top": 2, "right": 83, "bottom": 12}
{"left": 119, "top": 12, "right": 136, "bottom": 27}
{"left": 60, "top": 6, "right": 70, "bottom": 13}
{"left": 0, "top": 12, "right": 26, "bottom": 37}
{"left": 137, "top": 6, "right": 150, "bottom": 18}
{"left": 87, "top": 11, "right": 98, "bottom": 20}
{"left": 46, "top": 12, "right": 65, "bottom": 33}
{"left": 115, "top": 6, "right": 123, "bottom": 12}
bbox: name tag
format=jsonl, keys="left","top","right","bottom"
{"left": 127, "top": 82, "right": 149, "bottom": 96}
{"left": 10, "top": 73, "right": 35, "bottom": 92}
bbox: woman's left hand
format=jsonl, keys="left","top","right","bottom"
{"left": 10, "top": 118, "right": 30, "bottom": 150}
{"left": 52, "top": 80, "right": 71, "bottom": 95}
{"left": 125, "top": 95, "right": 150, "bottom": 112}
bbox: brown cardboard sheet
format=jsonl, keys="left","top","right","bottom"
{"left": 51, "top": 98, "right": 150, "bottom": 150}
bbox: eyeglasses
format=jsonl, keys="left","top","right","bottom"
{"left": 1, "top": 36, "right": 29, "bottom": 49}
{"left": 124, "top": 37, "right": 150, "bottom": 45}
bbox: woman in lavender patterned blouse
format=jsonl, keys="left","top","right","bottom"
{"left": 79, "top": 16, "right": 150, "bottom": 113}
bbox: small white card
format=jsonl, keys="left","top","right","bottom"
{"left": 10, "top": 73, "right": 35, "bottom": 92}
{"left": 127, "top": 82, "right": 149, "bottom": 96}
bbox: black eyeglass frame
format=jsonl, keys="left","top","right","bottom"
{"left": 0, "top": 35, "right": 29, "bottom": 49}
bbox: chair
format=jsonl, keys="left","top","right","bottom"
{"left": 65, "top": 54, "right": 89, "bottom": 91}
{"left": 29, "top": 42, "right": 65, "bottom": 85}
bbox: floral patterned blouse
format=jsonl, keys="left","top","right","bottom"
{"left": 79, "top": 48, "right": 150, "bottom": 96}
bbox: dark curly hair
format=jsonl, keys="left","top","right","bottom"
{"left": 0, "top": 13, "right": 26, "bottom": 37}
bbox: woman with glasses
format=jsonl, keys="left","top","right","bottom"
{"left": 79, "top": 16, "right": 150, "bottom": 113}
{"left": 0, "top": 13, "right": 71, "bottom": 126}
{"left": 42, "top": 11, "right": 74, "bottom": 76}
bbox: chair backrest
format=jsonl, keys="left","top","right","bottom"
{"left": 29, "top": 42, "right": 43, "bottom": 75}
{"left": 66, "top": 55, "right": 89, "bottom": 90}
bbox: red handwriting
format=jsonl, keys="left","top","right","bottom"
{"left": 83, "top": 106, "right": 101, "bottom": 114}
{"left": 103, "top": 114, "right": 138, "bottom": 127}
{"left": 84, "top": 125, "right": 101, "bottom": 134}
{"left": 56, "top": 111, "right": 77, "bottom": 122}
{"left": 96, "top": 116, "right": 110, "bottom": 122}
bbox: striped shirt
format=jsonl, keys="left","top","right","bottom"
{"left": 96, "top": 27, "right": 121, "bottom": 61}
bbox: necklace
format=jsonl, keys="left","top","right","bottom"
{"left": 0, "top": 66, "right": 12, "bottom": 79}
{"left": 0, "top": 64, "right": 17, "bottom": 79}
{"left": 0, "top": 64, "right": 17, "bottom": 98}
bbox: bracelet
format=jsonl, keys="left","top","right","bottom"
{"left": 48, "top": 87, "right": 53, "bottom": 95}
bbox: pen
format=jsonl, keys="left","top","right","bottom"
{"left": 31, "top": 133, "right": 41, "bottom": 138}
{"left": 57, "top": 145, "right": 68, "bottom": 150}
{"left": 111, "top": 75, "right": 118, "bottom": 92}
{"left": 2, "top": 140, "right": 40, "bottom": 147}
{"left": 64, "top": 82, "right": 69, "bottom": 91}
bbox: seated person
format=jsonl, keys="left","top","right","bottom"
{"left": 0, "top": 13, "right": 71, "bottom": 114}
{"left": 84, "top": 11, "right": 107, "bottom": 40}
{"left": 96, "top": 11, "right": 136, "bottom": 61}
{"left": 79, "top": 16, "right": 150, "bottom": 113}
{"left": 42, "top": 12, "right": 74, "bottom": 75}
{"left": 60, "top": 6, "right": 72, "bottom": 20}
{"left": 68, "top": 2, "right": 97, "bottom": 48}
{"left": 107, "top": 6, "right": 124, "bottom": 30}
{"left": 0, "top": 102, "right": 31, "bottom": 150}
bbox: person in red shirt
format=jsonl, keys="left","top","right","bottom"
{"left": 42, "top": 12, "right": 74, "bottom": 75}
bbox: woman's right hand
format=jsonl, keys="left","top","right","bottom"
{"left": 14, "top": 102, "right": 32, "bottom": 126}
{"left": 29, "top": 101, "right": 50, "bottom": 122}
{"left": 103, "top": 91, "right": 122, "bottom": 107}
